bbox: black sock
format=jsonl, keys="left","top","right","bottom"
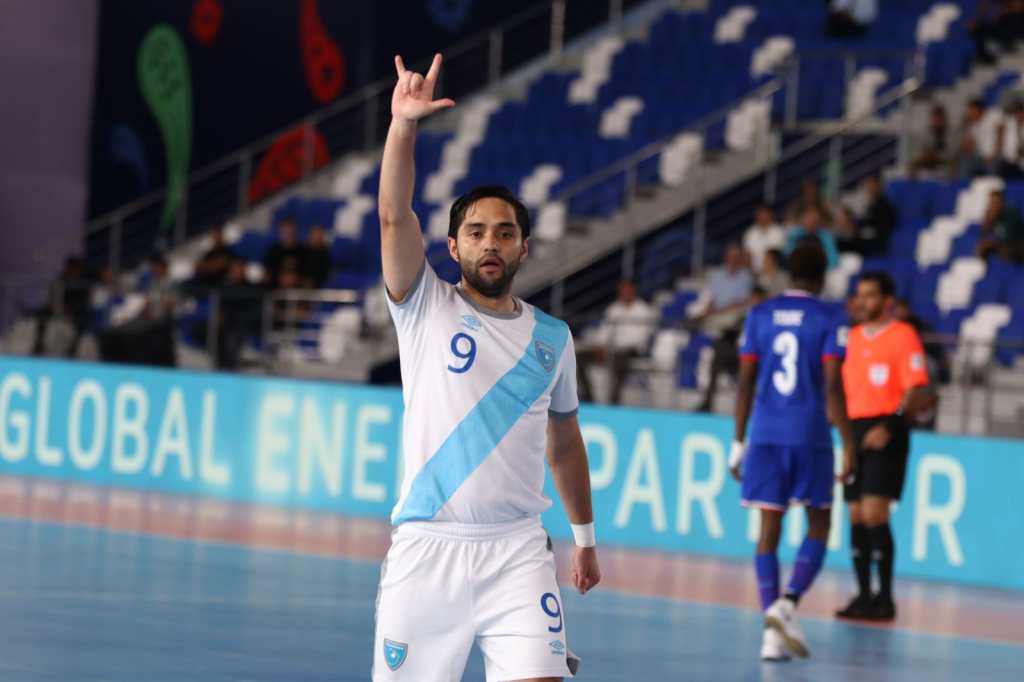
{"left": 851, "top": 524, "right": 872, "bottom": 598}
{"left": 869, "top": 523, "right": 895, "bottom": 599}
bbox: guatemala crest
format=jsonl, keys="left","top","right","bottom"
{"left": 535, "top": 340, "right": 556, "bottom": 373}
{"left": 383, "top": 639, "right": 408, "bottom": 671}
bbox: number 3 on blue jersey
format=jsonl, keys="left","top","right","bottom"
{"left": 447, "top": 332, "right": 477, "bottom": 373}
{"left": 772, "top": 331, "right": 799, "bottom": 395}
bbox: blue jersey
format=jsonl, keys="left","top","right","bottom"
{"left": 739, "top": 292, "right": 847, "bottom": 448}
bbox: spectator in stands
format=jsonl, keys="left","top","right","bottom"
{"left": 576, "top": 280, "right": 658, "bottom": 405}
{"left": 785, "top": 205, "right": 840, "bottom": 270}
{"left": 697, "top": 285, "right": 766, "bottom": 413}
{"left": 825, "top": 0, "right": 878, "bottom": 38}
{"left": 217, "top": 257, "right": 264, "bottom": 370}
{"left": 191, "top": 226, "right": 234, "bottom": 288}
{"left": 786, "top": 179, "right": 832, "bottom": 224}
{"left": 840, "top": 174, "right": 898, "bottom": 257}
{"left": 743, "top": 205, "right": 785, "bottom": 273}
{"left": 953, "top": 99, "right": 992, "bottom": 178}
{"left": 977, "top": 189, "right": 1024, "bottom": 263}
{"left": 995, "top": 99, "right": 1024, "bottom": 178}
{"left": 264, "top": 218, "right": 306, "bottom": 287}
{"left": 910, "top": 104, "right": 952, "bottom": 178}
{"left": 304, "top": 224, "right": 332, "bottom": 289}
{"left": 758, "top": 248, "right": 788, "bottom": 297}
{"left": 31, "top": 255, "right": 92, "bottom": 358}
{"left": 968, "top": 0, "right": 1024, "bottom": 65}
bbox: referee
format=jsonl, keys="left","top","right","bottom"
{"left": 835, "top": 272, "right": 935, "bottom": 621}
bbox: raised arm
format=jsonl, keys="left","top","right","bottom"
{"left": 379, "top": 53, "right": 455, "bottom": 302}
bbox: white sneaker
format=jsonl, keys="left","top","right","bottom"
{"left": 764, "top": 598, "right": 810, "bottom": 658}
{"left": 760, "top": 627, "right": 790, "bottom": 662}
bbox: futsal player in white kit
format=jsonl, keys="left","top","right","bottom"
{"left": 372, "top": 53, "right": 602, "bottom": 682}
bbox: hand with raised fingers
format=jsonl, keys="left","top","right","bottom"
{"left": 391, "top": 52, "right": 455, "bottom": 122}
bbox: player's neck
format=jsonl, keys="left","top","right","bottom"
{"left": 863, "top": 314, "right": 891, "bottom": 334}
{"left": 458, "top": 280, "right": 518, "bottom": 314}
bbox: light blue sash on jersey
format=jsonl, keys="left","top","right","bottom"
{"left": 393, "top": 309, "right": 569, "bottom": 524}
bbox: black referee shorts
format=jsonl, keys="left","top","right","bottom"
{"left": 843, "top": 415, "right": 911, "bottom": 502}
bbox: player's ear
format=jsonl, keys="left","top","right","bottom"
{"left": 448, "top": 235, "right": 459, "bottom": 262}
{"left": 520, "top": 237, "right": 529, "bottom": 261}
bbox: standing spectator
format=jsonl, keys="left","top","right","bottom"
{"left": 217, "top": 257, "right": 264, "bottom": 369}
{"left": 842, "top": 175, "right": 898, "bottom": 257}
{"left": 743, "top": 205, "right": 786, "bottom": 273}
{"left": 996, "top": 99, "right": 1024, "bottom": 178}
{"left": 826, "top": 0, "right": 878, "bottom": 37}
{"left": 576, "top": 280, "right": 658, "bottom": 404}
{"left": 264, "top": 219, "right": 306, "bottom": 287}
{"left": 192, "top": 226, "right": 234, "bottom": 288}
{"left": 953, "top": 99, "right": 992, "bottom": 178}
{"left": 758, "top": 249, "right": 788, "bottom": 297}
{"left": 910, "top": 104, "right": 952, "bottom": 178}
{"left": 977, "top": 189, "right": 1024, "bottom": 263}
{"left": 31, "top": 256, "right": 92, "bottom": 357}
{"left": 304, "top": 224, "right": 333, "bottom": 289}
{"left": 785, "top": 205, "right": 840, "bottom": 270}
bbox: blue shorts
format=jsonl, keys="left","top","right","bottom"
{"left": 741, "top": 444, "right": 835, "bottom": 510}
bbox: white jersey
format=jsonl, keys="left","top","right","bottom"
{"left": 386, "top": 263, "right": 579, "bottom": 525}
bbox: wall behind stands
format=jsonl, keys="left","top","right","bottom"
{"left": 1, "top": 357, "right": 1021, "bottom": 591}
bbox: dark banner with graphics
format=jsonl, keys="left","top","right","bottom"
{"left": 87, "top": 0, "right": 544, "bottom": 220}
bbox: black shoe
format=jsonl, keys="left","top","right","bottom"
{"left": 868, "top": 594, "right": 896, "bottom": 622}
{"left": 835, "top": 594, "right": 873, "bottom": 619}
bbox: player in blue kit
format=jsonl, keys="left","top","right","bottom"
{"left": 729, "top": 243, "right": 856, "bottom": 661}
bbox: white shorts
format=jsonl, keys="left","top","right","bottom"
{"left": 372, "top": 516, "right": 572, "bottom": 681}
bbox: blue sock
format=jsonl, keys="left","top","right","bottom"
{"left": 755, "top": 553, "right": 779, "bottom": 611}
{"left": 785, "top": 538, "right": 827, "bottom": 601}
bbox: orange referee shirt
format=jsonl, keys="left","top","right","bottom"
{"left": 843, "top": 320, "right": 929, "bottom": 419}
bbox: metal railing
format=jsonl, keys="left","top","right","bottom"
{"left": 83, "top": 0, "right": 644, "bottom": 273}
{"left": 538, "top": 57, "right": 921, "bottom": 319}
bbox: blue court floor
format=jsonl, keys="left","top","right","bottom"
{"left": 1, "top": 516, "right": 1022, "bottom": 681}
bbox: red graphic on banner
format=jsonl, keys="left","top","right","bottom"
{"left": 190, "top": 0, "right": 223, "bottom": 46}
{"left": 300, "top": 0, "right": 346, "bottom": 103}
{"left": 249, "top": 125, "right": 330, "bottom": 204}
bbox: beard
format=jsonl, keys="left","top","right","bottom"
{"left": 460, "top": 254, "right": 520, "bottom": 298}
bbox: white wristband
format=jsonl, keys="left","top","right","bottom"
{"left": 729, "top": 440, "right": 746, "bottom": 469}
{"left": 570, "top": 522, "right": 596, "bottom": 548}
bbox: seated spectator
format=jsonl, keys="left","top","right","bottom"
{"left": 576, "top": 280, "right": 658, "bottom": 405}
{"left": 839, "top": 174, "right": 898, "bottom": 257}
{"left": 687, "top": 243, "right": 755, "bottom": 334}
{"left": 191, "top": 226, "right": 234, "bottom": 288}
{"left": 304, "top": 224, "right": 332, "bottom": 289}
{"left": 31, "top": 255, "right": 93, "bottom": 358}
{"left": 784, "top": 205, "right": 840, "bottom": 270}
{"left": 758, "top": 248, "right": 788, "bottom": 297}
{"left": 953, "top": 99, "right": 994, "bottom": 178}
{"left": 742, "top": 205, "right": 785, "bottom": 273}
{"left": 264, "top": 219, "right": 306, "bottom": 287}
{"left": 826, "top": 0, "right": 878, "bottom": 38}
{"left": 786, "top": 179, "right": 832, "bottom": 224}
{"left": 968, "top": 0, "right": 1024, "bottom": 65}
{"left": 977, "top": 189, "right": 1024, "bottom": 263}
{"left": 910, "top": 104, "right": 952, "bottom": 178}
{"left": 996, "top": 99, "right": 1024, "bottom": 178}
{"left": 697, "top": 285, "right": 766, "bottom": 413}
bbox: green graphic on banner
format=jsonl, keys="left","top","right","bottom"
{"left": 138, "top": 25, "right": 193, "bottom": 228}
